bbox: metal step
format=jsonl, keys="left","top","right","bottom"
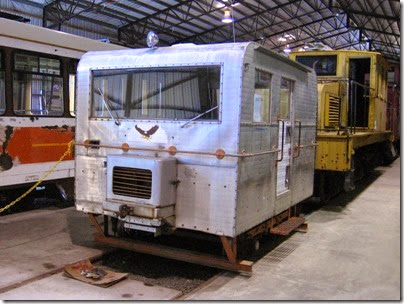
{"left": 270, "top": 217, "right": 306, "bottom": 236}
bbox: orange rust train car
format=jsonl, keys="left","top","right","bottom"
{"left": 0, "top": 18, "right": 125, "bottom": 210}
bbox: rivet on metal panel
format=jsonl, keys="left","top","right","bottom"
{"left": 168, "top": 146, "right": 177, "bottom": 155}
{"left": 215, "top": 149, "right": 225, "bottom": 159}
{"left": 122, "top": 143, "right": 130, "bottom": 152}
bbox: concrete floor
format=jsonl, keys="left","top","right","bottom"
{"left": 185, "top": 158, "right": 401, "bottom": 300}
{"left": 0, "top": 207, "right": 180, "bottom": 300}
{"left": 0, "top": 208, "right": 108, "bottom": 292}
{"left": 0, "top": 159, "right": 400, "bottom": 300}
{"left": 0, "top": 271, "right": 181, "bottom": 300}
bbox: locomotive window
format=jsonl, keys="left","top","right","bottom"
{"left": 279, "top": 78, "right": 292, "bottom": 119}
{"left": 295, "top": 55, "right": 337, "bottom": 76}
{"left": 253, "top": 70, "right": 271, "bottom": 123}
{"left": 13, "top": 53, "right": 63, "bottom": 116}
{"left": 92, "top": 65, "right": 220, "bottom": 121}
{"left": 0, "top": 52, "right": 4, "bottom": 115}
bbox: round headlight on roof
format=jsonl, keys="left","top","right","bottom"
{"left": 146, "top": 31, "right": 159, "bottom": 48}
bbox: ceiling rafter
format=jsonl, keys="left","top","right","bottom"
{"left": 2, "top": 0, "right": 398, "bottom": 62}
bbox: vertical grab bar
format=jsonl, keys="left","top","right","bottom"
{"left": 277, "top": 119, "right": 285, "bottom": 162}
{"left": 349, "top": 79, "right": 353, "bottom": 134}
{"left": 293, "top": 119, "right": 302, "bottom": 158}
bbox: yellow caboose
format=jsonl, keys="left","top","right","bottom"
{"left": 290, "top": 50, "right": 395, "bottom": 199}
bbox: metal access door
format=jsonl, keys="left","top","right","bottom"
{"left": 276, "top": 79, "right": 294, "bottom": 198}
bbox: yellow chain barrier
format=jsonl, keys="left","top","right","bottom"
{"left": 0, "top": 140, "right": 75, "bottom": 214}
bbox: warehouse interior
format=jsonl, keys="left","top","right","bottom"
{"left": 0, "top": 0, "right": 401, "bottom": 301}
{"left": 0, "top": 0, "right": 399, "bottom": 62}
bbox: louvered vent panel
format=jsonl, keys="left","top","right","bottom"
{"left": 112, "top": 167, "right": 152, "bottom": 199}
{"left": 327, "top": 94, "right": 340, "bottom": 126}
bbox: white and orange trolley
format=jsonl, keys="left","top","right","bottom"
{"left": 0, "top": 18, "right": 125, "bottom": 206}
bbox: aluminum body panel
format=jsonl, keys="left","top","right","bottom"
{"left": 176, "top": 163, "right": 237, "bottom": 235}
{"left": 75, "top": 42, "right": 317, "bottom": 237}
{"left": 235, "top": 45, "right": 317, "bottom": 235}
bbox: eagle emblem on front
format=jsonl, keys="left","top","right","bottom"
{"left": 135, "top": 125, "right": 159, "bottom": 140}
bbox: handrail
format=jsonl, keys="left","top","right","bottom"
{"left": 277, "top": 119, "right": 285, "bottom": 162}
{"left": 293, "top": 119, "right": 302, "bottom": 159}
{"left": 318, "top": 78, "right": 375, "bottom": 91}
{"left": 349, "top": 79, "right": 371, "bottom": 134}
{"left": 76, "top": 141, "right": 280, "bottom": 159}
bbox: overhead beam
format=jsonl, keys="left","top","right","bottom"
{"left": 344, "top": 9, "right": 399, "bottom": 23}
{"left": 43, "top": 0, "right": 138, "bottom": 30}
{"left": 174, "top": 0, "right": 303, "bottom": 43}
{"left": 352, "top": 26, "right": 400, "bottom": 38}
{"left": 6, "top": 0, "right": 43, "bottom": 9}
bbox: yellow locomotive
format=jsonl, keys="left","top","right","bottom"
{"left": 290, "top": 49, "right": 396, "bottom": 199}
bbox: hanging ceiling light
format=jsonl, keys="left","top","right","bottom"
{"left": 222, "top": 8, "right": 233, "bottom": 23}
{"left": 215, "top": 1, "right": 226, "bottom": 8}
{"left": 283, "top": 45, "right": 292, "bottom": 53}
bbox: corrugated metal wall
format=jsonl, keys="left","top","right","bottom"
{"left": 0, "top": 1, "right": 118, "bottom": 42}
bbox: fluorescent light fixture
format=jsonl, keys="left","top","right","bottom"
{"left": 222, "top": 8, "right": 233, "bottom": 23}
{"left": 284, "top": 45, "right": 292, "bottom": 53}
{"left": 278, "top": 37, "right": 287, "bottom": 42}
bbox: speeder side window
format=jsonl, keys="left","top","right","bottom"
{"left": 92, "top": 65, "right": 220, "bottom": 121}
{"left": 253, "top": 69, "right": 271, "bottom": 123}
{"left": 0, "top": 52, "right": 5, "bottom": 115}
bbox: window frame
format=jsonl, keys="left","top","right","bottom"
{"left": 0, "top": 50, "right": 5, "bottom": 116}
{"left": 12, "top": 50, "right": 65, "bottom": 117}
{"left": 252, "top": 68, "right": 272, "bottom": 124}
{"left": 89, "top": 63, "right": 224, "bottom": 124}
{"left": 278, "top": 77, "right": 294, "bottom": 120}
{"left": 68, "top": 59, "right": 79, "bottom": 117}
{"left": 295, "top": 55, "right": 337, "bottom": 76}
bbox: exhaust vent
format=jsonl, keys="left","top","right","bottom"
{"left": 112, "top": 167, "right": 152, "bottom": 199}
{"left": 325, "top": 93, "right": 341, "bottom": 127}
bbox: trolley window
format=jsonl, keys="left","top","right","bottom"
{"left": 253, "top": 69, "right": 271, "bottom": 123}
{"left": 295, "top": 55, "right": 337, "bottom": 76}
{"left": 92, "top": 65, "right": 221, "bottom": 121}
{"left": 69, "top": 59, "right": 78, "bottom": 117}
{"left": 0, "top": 52, "right": 5, "bottom": 115}
{"left": 13, "top": 53, "right": 63, "bottom": 116}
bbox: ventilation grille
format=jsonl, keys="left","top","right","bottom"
{"left": 112, "top": 166, "right": 152, "bottom": 199}
{"left": 326, "top": 94, "right": 341, "bottom": 127}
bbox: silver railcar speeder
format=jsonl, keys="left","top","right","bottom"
{"left": 75, "top": 42, "right": 317, "bottom": 272}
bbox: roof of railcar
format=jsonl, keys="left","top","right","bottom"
{"left": 0, "top": 18, "right": 126, "bottom": 53}
{"left": 82, "top": 42, "right": 312, "bottom": 73}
